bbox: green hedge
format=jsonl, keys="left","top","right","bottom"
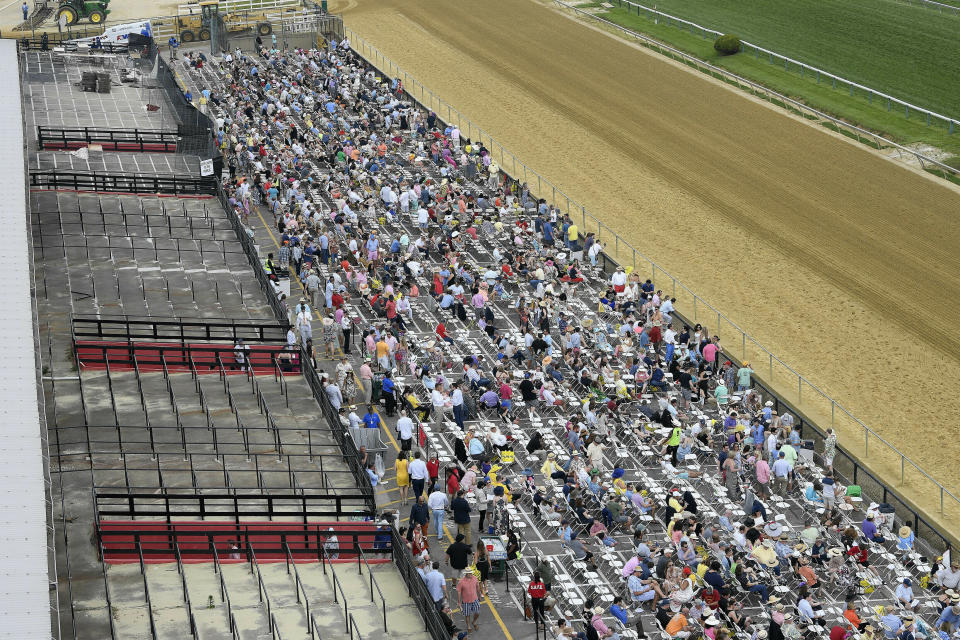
{"left": 714, "top": 34, "right": 741, "bottom": 56}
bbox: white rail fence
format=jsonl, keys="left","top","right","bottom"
{"left": 612, "top": 0, "right": 960, "bottom": 133}
{"left": 890, "top": 0, "right": 960, "bottom": 15}
{"left": 342, "top": 23, "right": 960, "bottom": 530}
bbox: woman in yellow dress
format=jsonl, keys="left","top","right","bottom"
{"left": 396, "top": 451, "right": 410, "bottom": 505}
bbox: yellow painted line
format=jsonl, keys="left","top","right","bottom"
{"left": 252, "top": 205, "right": 512, "bottom": 640}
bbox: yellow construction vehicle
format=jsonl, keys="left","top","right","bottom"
{"left": 175, "top": 0, "right": 273, "bottom": 43}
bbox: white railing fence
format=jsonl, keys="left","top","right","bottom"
{"left": 342, "top": 24, "right": 960, "bottom": 534}
{"left": 612, "top": 0, "right": 960, "bottom": 133}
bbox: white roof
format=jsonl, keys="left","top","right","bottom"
{"left": 0, "top": 38, "right": 53, "bottom": 639}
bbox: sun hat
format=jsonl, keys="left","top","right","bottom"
{"left": 827, "top": 547, "right": 844, "bottom": 558}
{"left": 704, "top": 616, "right": 720, "bottom": 626}
{"left": 593, "top": 606, "right": 604, "bottom": 615}
{"left": 762, "top": 539, "right": 774, "bottom": 549}
{"left": 767, "top": 595, "right": 781, "bottom": 604}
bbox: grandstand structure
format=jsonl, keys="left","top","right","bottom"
{"left": 8, "top": 9, "right": 958, "bottom": 640}
{"left": 23, "top": 26, "right": 428, "bottom": 640}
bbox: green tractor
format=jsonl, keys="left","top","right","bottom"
{"left": 55, "top": 0, "right": 110, "bottom": 26}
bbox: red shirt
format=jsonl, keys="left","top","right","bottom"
{"left": 649, "top": 326, "right": 662, "bottom": 343}
{"left": 847, "top": 545, "right": 868, "bottom": 563}
{"left": 436, "top": 323, "right": 447, "bottom": 339}
{"left": 701, "top": 589, "right": 721, "bottom": 610}
{"left": 446, "top": 474, "right": 460, "bottom": 494}
{"left": 499, "top": 383, "right": 513, "bottom": 400}
{"left": 427, "top": 459, "right": 440, "bottom": 479}
{"left": 385, "top": 300, "right": 397, "bottom": 319}
{"left": 527, "top": 581, "right": 546, "bottom": 599}
{"left": 829, "top": 626, "right": 847, "bottom": 640}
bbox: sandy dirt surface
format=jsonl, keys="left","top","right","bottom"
{"left": 334, "top": 0, "right": 960, "bottom": 532}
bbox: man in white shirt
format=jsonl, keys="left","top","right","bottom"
{"left": 396, "top": 410, "right": 414, "bottom": 451}
{"left": 431, "top": 386, "right": 448, "bottom": 427}
{"left": 296, "top": 309, "right": 312, "bottom": 348}
{"left": 610, "top": 267, "right": 627, "bottom": 292}
{"left": 427, "top": 488, "right": 449, "bottom": 541}
{"left": 451, "top": 382, "right": 465, "bottom": 430}
{"left": 408, "top": 451, "right": 429, "bottom": 499}
{"left": 937, "top": 560, "right": 960, "bottom": 590}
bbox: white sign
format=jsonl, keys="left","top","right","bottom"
{"left": 199, "top": 159, "right": 214, "bottom": 176}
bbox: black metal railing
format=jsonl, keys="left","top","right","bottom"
{"left": 37, "top": 126, "right": 180, "bottom": 152}
{"left": 389, "top": 526, "right": 449, "bottom": 640}
{"left": 72, "top": 314, "right": 289, "bottom": 343}
{"left": 156, "top": 55, "right": 223, "bottom": 171}
{"left": 94, "top": 490, "right": 373, "bottom": 523}
{"left": 30, "top": 170, "right": 217, "bottom": 195}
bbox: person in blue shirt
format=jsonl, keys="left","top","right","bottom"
{"left": 363, "top": 406, "right": 381, "bottom": 429}
{"left": 937, "top": 603, "right": 960, "bottom": 635}
{"left": 609, "top": 595, "right": 642, "bottom": 629}
{"left": 542, "top": 220, "right": 554, "bottom": 246}
{"left": 468, "top": 434, "right": 486, "bottom": 459}
{"left": 366, "top": 463, "right": 379, "bottom": 487}
{"left": 381, "top": 373, "right": 397, "bottom": 416}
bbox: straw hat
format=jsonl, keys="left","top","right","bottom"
{"left": 767, "top": 595, "right": 781, "bottom": 604}
{"left": 593, "top": 606, "right": 604, "bottom": 615}
{"left": 899, "top": 526, "right": 911, "bottom": 538}
{"left": 827, "top": 547, "right": 844, "bottom": 558}
{"left": 704, "top": 616, "right": 720, "bottom": 626}
{"left": 794, "top": 543, "right": 808, "bottom": 553}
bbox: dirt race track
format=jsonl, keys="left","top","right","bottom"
{"left": 333, "top": 0, "right": 960, "bottom": 533}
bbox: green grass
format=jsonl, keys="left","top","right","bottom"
{"left": 604, "top": 0, "right": 960, "bottom": 117}
{"left": 580, "top": 3, "right": 960, "bottom": 154}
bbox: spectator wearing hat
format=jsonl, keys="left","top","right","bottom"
{"left": 456, "top": 568, "right": 481, "bottom": 632}
{"left": 896, "top": 525, "right": 915, "bottom": 552}
{"left": 897, "top": 614, "right": 916, "bottom": 640}
{"left": 590, "top": 606, "right": 621, "bottom": 639}
{"left": 896, "top": 577, "right": 917, "bottom": 611}
{"left": 937, "top": 558, "right": 960, "bottom": 590}
{"left": 628, "top": 565, "right": 664, "bottom": 608}
{"left": 861, "top": 513, "right": 885, "bottom": 543}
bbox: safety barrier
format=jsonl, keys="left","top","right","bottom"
{"left": 37, "top": 126, "right": 180, "bottom": 152}
{"left": 30, "top": 170, "right": 218, "bottom": 195}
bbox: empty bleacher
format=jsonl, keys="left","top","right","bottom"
{"left": 28, "top": 44, "right": 429, "bottom": 639}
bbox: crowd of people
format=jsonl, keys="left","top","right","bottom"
{"left": 178, "top": 35, "right": 960, "bottom": 640}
